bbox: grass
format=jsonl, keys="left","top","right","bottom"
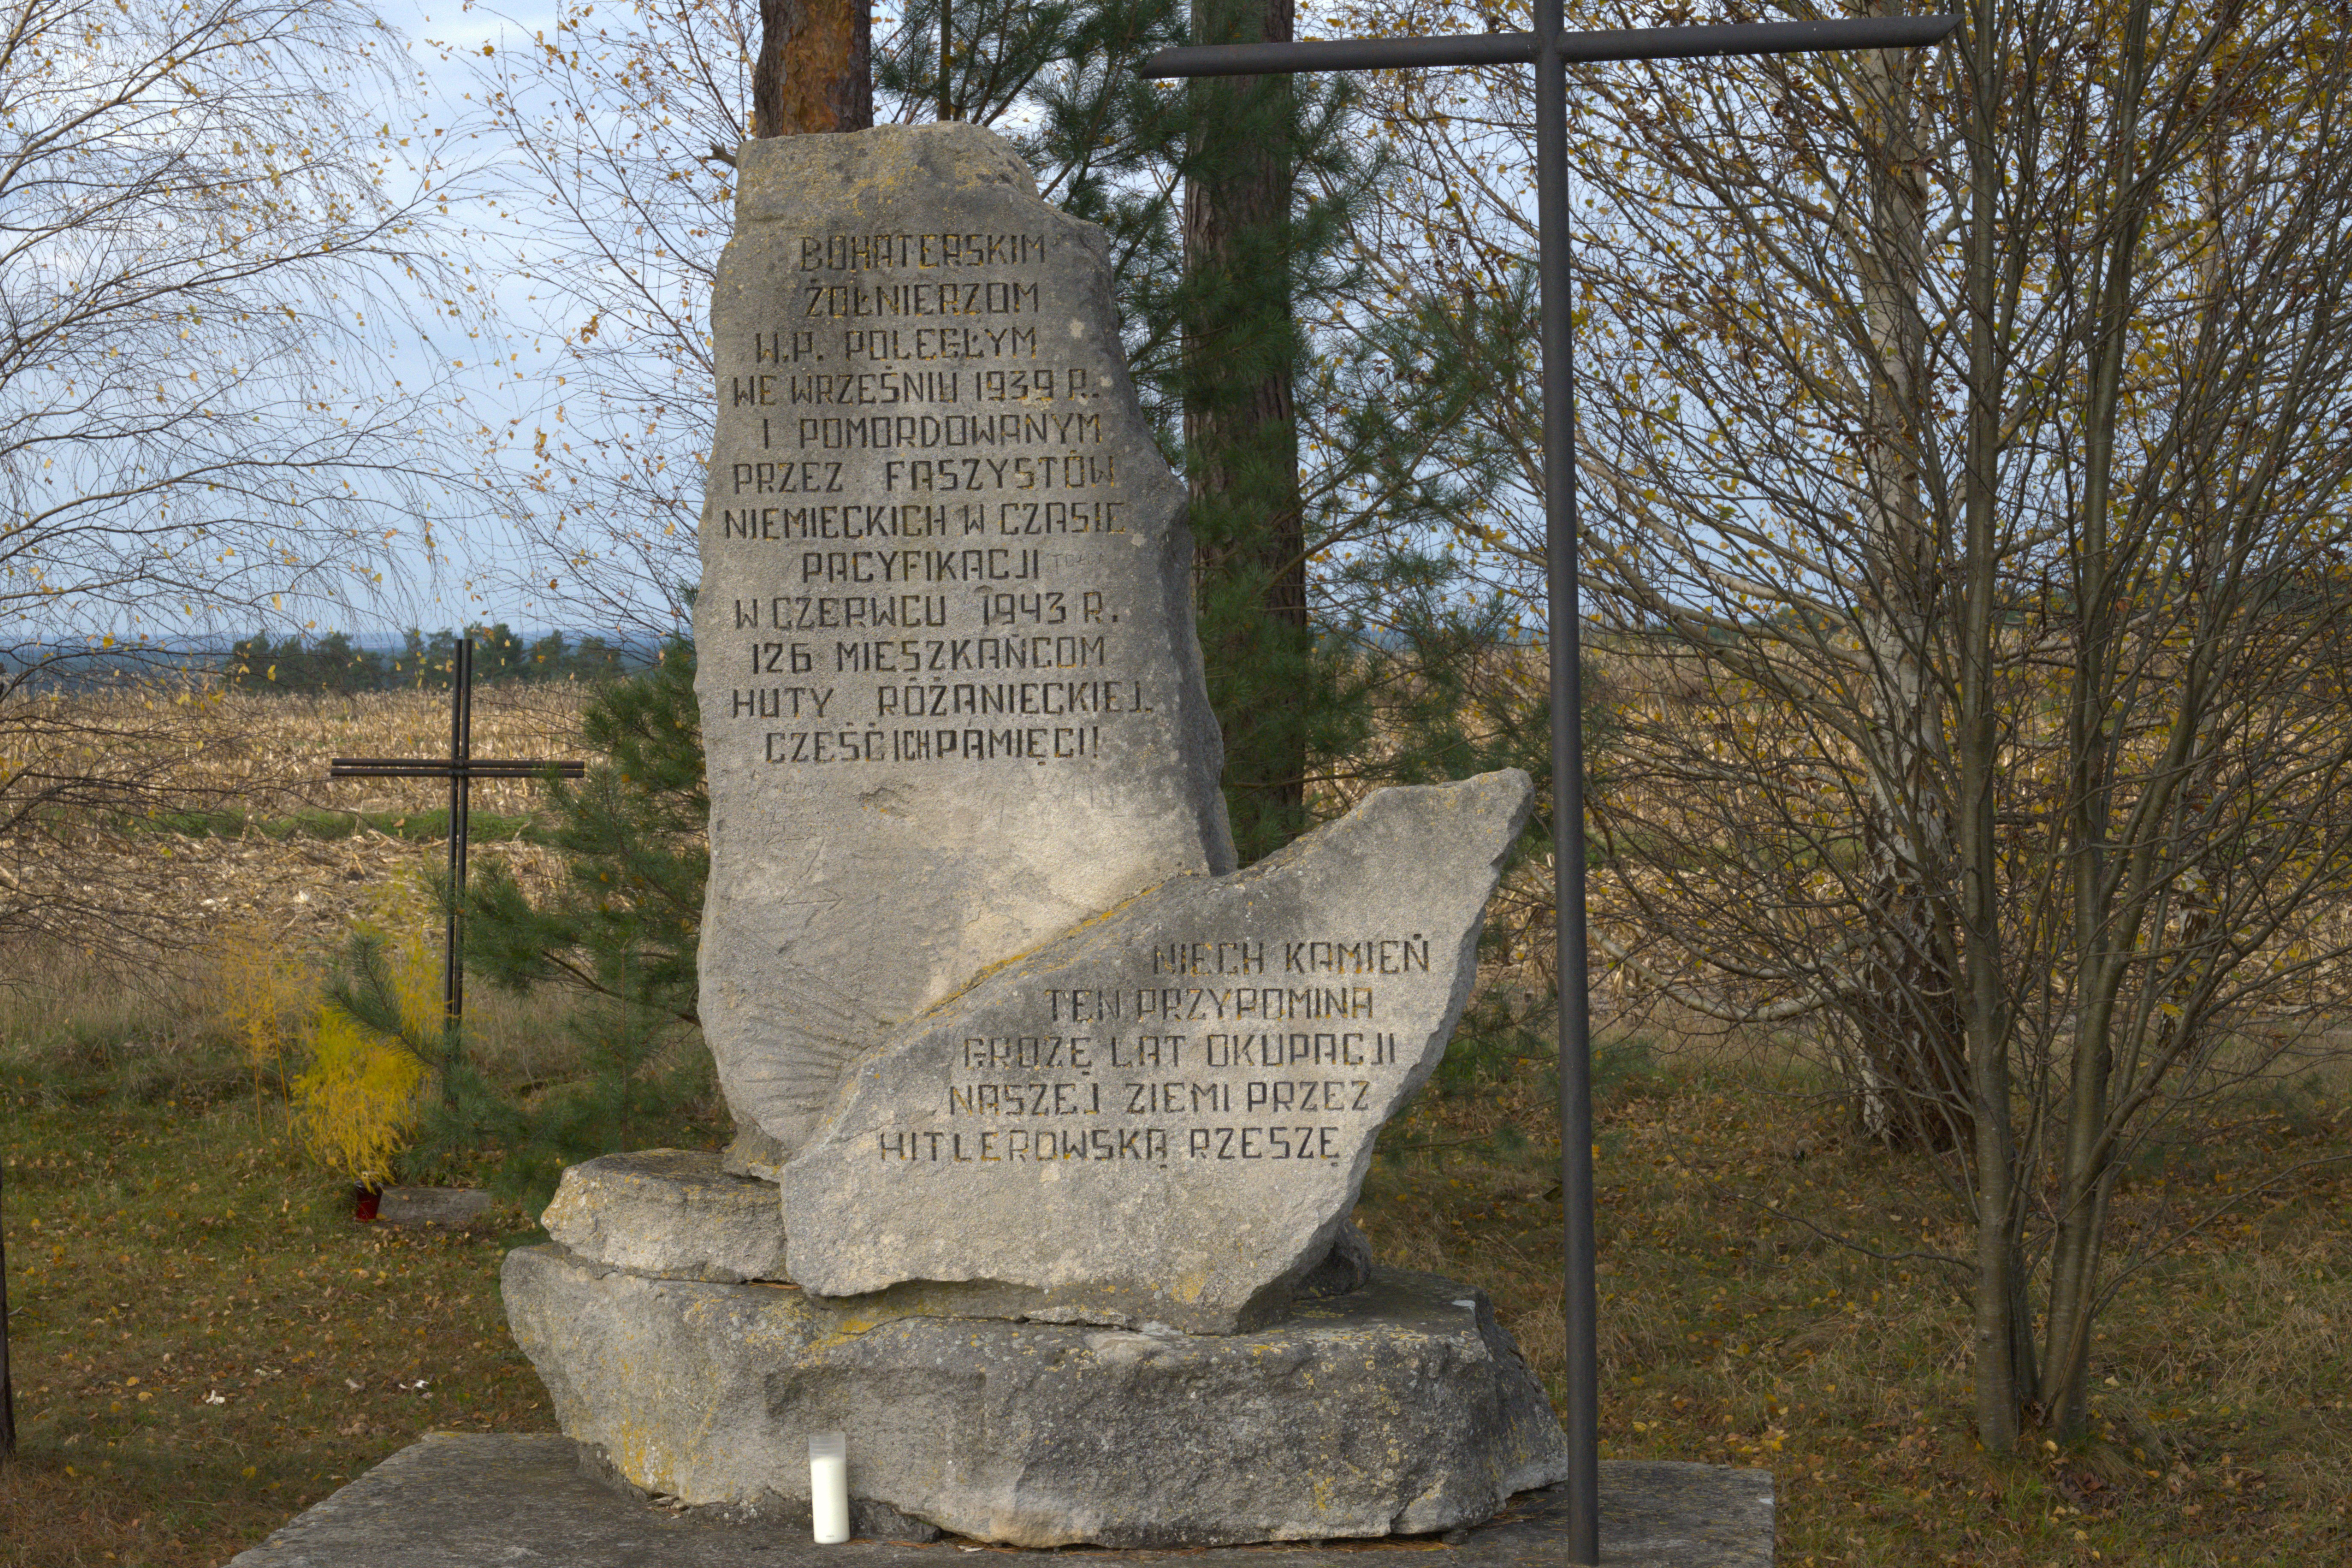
{"left": 0, "top": 950, "right": 723, "bottom": 1568}
{"left": 3, "top": 687, "right": 2349, "bottom": 1565}
{"left": 6, "top": 981, "right": 2349, "bottom": 1566}
{"left": 1356, "top": 1021, "right": 2352, "bottom": 1567}
{"left": 133, "top": 808, "right": 548, "bottom": 846}
{"left": 0, "top": 1071, "right": 553, "bottom": 1566}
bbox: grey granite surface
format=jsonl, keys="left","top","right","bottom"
{"left": 696, "top": 121, "right": 1233, "bottom": 1168}
{"left": 223, "top": 1433, "right": 1772, "bottom": 1566}
{"left": 539, "top": 1149, "right": 788, "bottom": 1283}
{"left": 782, "top": 770, "right": 1535, "bottom": 1334}
{"left": 505, "top": 1254, "right": 1569, "bottom": 1546}
{"left": 373, "top": 1187, "right": 492, "bottom": 1228}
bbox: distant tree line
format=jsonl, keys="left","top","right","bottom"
{"left": 228, "top": 625, "right": 640, "bottom": 694}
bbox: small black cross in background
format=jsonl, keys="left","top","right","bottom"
{"left": 329, "top": 637, "right": 585, "bottom": 1032}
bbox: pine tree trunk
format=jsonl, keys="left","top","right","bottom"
{"left": 1184, "top": 0, "right": 1308, "bottom": 862}
{"left": 753, "top": 0, "right": 872, "bottom": 136}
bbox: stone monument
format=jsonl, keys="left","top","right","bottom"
{"left": 505, "top": 120, "right": 1572, "bottom": 1548}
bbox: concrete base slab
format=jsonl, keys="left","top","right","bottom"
{"left": 224, "top": 1433, "right": 1774, "bottom": 1567}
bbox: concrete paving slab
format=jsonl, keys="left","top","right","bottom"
{"left": 222, "top": 1432, "right": 1772, "bottom": 1567}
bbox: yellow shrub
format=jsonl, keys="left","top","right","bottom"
{"left": 292, "top": 1005, "right": 427, "bottom": 1188}
{"left": 291, "top": 905, "right": 444, "bottom": 1187}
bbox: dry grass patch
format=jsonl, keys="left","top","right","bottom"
{"left": 1, "top": 1101, "right": 556, "bottom": 1568}
{"left": 1, "top": 945, "right": 724, "bottom": 1568}
{"left": 1355, "top": 1025, "right": 2352, "bottom": 1567}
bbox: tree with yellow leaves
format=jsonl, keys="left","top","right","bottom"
{"left": 210, "top": 919, "right": 321, "bottom": 1122}
{"left": 1343, "top": 0, "right": 2352, "bottom": 1445}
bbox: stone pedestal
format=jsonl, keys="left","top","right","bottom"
{"left": 226, "top": 1432, "right": 1774, "bottom": 1568}
{"left": 504, "top": 1243, "right": 1572, "bottom": 1548}
{"left": 540, "top": 1150, "right": 788, "bottom": 1283}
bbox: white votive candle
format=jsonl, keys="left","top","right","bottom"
{"left": 809, "top": 1431, "right": 850, "bottom": 1544}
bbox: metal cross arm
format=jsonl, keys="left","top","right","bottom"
{"left": 1142, "top": 15, "right": 1958, "bottom": 77}
{"left": 329, "top": 758, "right": 587, "bottom": 781}
{"left": 1140, "top": 10, "right": 1958, "bottom": 1564}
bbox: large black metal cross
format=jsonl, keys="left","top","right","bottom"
{"left": 329, "top": 637, "right": 584, "bottom": 1032}
{"left": 1144, "top": 10, "right": 1958, "bottom": 1561}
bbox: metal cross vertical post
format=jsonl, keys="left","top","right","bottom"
{"left": 1142, "top": 13, "right": 1958, "bottom": 1562}
{"left": 1528, "top": 0, "right": 1599, "bottom": 1536}
{"left": 329, "top": 636, "right": 585, "bottom": 1035}
{"left": 445, "top": 635, "right": 473, "bottom": 1028}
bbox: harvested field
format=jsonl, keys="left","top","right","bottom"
{"left": 0, "top": 687, "right": 591, "bottom": 956}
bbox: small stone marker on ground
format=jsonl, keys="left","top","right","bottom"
{"left": 373, "top": 1187, "right": 495, "bottom": 1230}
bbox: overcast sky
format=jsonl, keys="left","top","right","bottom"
{"left": 350, "top": 1, "right": 569, "bottom": 642}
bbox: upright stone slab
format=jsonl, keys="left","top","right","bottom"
{"left": 696, "top": 124, "right": 1233, "bottom": 1165}
{"left": 782, "top": 771, "right": 1534, "bottom": 1334}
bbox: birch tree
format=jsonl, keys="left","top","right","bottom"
{"left": 1342, "top": 0, "right": 2352, "bottom": 1442}
{"left": 0, "top": 0, "right": 480, "bottom": 951}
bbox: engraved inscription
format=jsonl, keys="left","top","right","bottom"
{"left": 802, "top": 279, "right": 1041, "bottom": 319}
{"left": 853, "top": 934, "right": 1425, "bottom": 1168}
{"left": 711, "top": 229, "right": 1149, "bottom": 770}
{"left": 800, "top": 232, "right": 1049, "bottom": 270}
{"left": 839, "top": 326, "right": 1038, "bottom": 361}
{"left": 793, "top": 412, "right": 1104, "bottom": 448}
